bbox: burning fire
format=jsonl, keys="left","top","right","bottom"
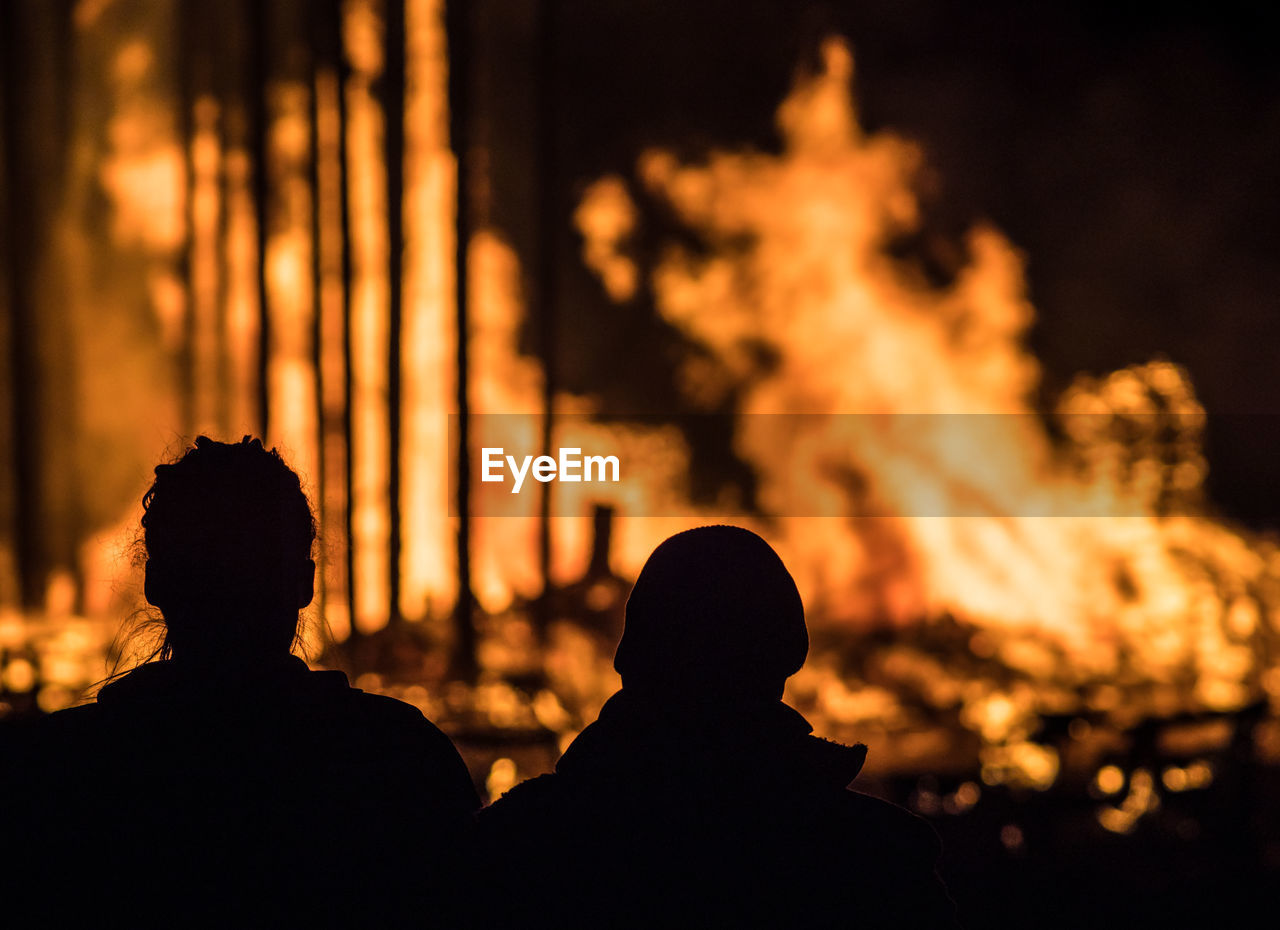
{"left": 569, "top": 39, "right": 1280, "bottom": 778}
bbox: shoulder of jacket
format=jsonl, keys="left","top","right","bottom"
{"left": 33, "top": 702, "right": 103, "bottom": 739}
{"left": 345, "top": 690, "right": 465, "bottom": 748}
{"left": 480, "top": 773, "right": 562, "bottom": 818}
{"left": 45, "top": 701, "right": 102, "bottom": 723}
{"left": 840, "top": 789, "right": 943, "bottom": 859}
{"left": 348, "top": 687, "right": 425, "bottom": 719}
{"left": 1, "top": 704, "right": 102, "bottom": 778}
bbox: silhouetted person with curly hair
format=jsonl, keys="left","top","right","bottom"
{"left": 472, "top": 525, "right": 959, "bottom": 929}
{"left": 7, "top": 437, "right": 479, "bottom": 928}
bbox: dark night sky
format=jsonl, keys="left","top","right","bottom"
{"left": 477, "top": 0, "right": 1280, "bottom": 529}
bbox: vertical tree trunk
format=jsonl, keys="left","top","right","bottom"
{"left": 211, "top": 3, "right": 233, "bottom": 438}
{"left": 248, "top": 0, "right": 272, "bottom": 439}
{"left": 382, "top": 0, "right": 406, "bottom": 628}
{"left": 0, "top": 0, "right": 76, "bottom": 610}
{"left": 308, "top": 0, "right": 328, "bottom": 636}
{"left": 446, "top": 0, "right": 476, "bottom": 678}
{"left": 177, "top": 0, "right": 197, "bottom": 437}
{"left": 336, "top": 0, "right": 359, "bottom": 643}
{"left": 0, "top": 16, "right": 13, "bottom": 607}
{"left": 215, "top": 0, "right": 260, "bottom": 439}
{"left": 310, "top": 0, "right": 353, "bottom": 644}
{"left": 534, "top": 0, "right": 559, "bottom": 639}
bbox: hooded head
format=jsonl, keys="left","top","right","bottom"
{"left": 614, "top": 525, "right": 807, "bottom": 702}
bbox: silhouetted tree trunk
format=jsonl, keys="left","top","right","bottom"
{"left": 247, "top": 0, "right": 271, "bottom": 438}
{"left": 177, "top": 0, "right": 197, "bottom": 437}
{"left": 382, "top": 0, "right": 406, "bottom": 628}
{"left": 336, "top": 0, "right": 359, "bottom": 643}
{"left": 308, "top": 0, "right": 352, "bottom": 643}
{"left": 534, "top": 0, "right": 559, "bottom": 640}
{"left": 309, "top": 0, "right": 328, "bottom": 634}
{"left": 446, "top": 0, "right": 477, "bottom": 679}
{"left": 1, "top": 0, "right": 77, "bottom": 609}
{"left": 214, "top": 0, "right": 255, "bottom": 438}
{"left": 0, "top": 7, "right": 18, "bottom": 607}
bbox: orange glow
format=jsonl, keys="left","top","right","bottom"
{"left": 345, "top": 0, "right": 393, "bottom": 634}
{"left": 572, "top": 39, "right": 1280, "bottom": 752}
{"left": 574, "top": 176, "right": 638, "bottom": 302}
{"left": 263, "top": 76, "right": 321, "bottom": 651}
{"left": 47, "top": 5, "right": 186, "bottom": 680}
{"left": 400, "top": 0, "right": 457, "bottom": 623}
{"left": 464, "top": 230, "right": 702, "bottom": 613}
{"left": 224, "top": 141, "right": 263, "bottom": 437}
{"left": 189, "top": 95, "right": 223, "bottom": 436}
{"left": 467, "top": 232, "right": 544, "bottom": 613}
{"left": 1097, "top": 767, "right": 1159, "bottom": 833}
{"left": 315, "top": 65, "right": 352, "bottom": 642}
{"left": 99, "top": 43, "right": 185, "bottom": 254}
{"left": 486, "top": 757, "right": 519, "bottom": 802}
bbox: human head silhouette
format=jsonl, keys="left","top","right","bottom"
{"left": 141, "top": 436, "right": 316, "bottom": 663}
{"left": 614, "top": 525, "right": 807, "bottom": 702}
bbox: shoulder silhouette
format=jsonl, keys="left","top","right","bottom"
{"left": 7, "top": 436, "right": 479, "bottom": 928}
{"left": 472, "top": 524, "right": 959, "bottom": 929}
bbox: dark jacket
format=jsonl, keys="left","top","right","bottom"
{"left": 4, "top": 656, "right": 479, "bottom": 928}
{"left": 472, "top": 689, "right": 959, "bottom": 929}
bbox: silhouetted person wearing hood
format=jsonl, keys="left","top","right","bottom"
{"left": 6, "top": 437, "right": 479, "bottom": 928}
{"left": 472, "top": 525, "right": 959, "bottom": 929}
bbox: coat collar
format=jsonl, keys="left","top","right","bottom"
{"left": 96, "top": 654, "right": 347, "bottom": 708}
{"left": 556, "top": 688, "right": 867, "bottom": 789}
